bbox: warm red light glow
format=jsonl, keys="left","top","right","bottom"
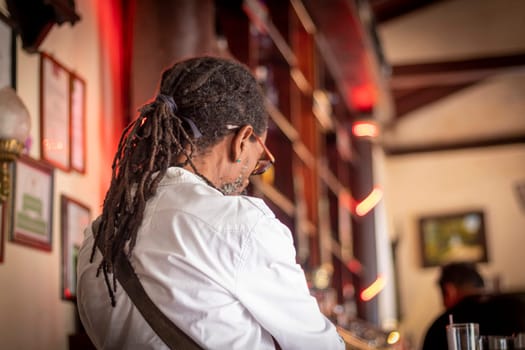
{"left": 43, "top": 138, "right": 65, "bottom": 151}
{"left": 355, "top": 187, "right": 383, "bottom": 216}
{"left": 96, "top": 0, "right": 129, "bottom": 204}
{"left": 346, "top": 258, "right": 362, "bottom": 274}
{"left": 352, "top": 121, "right": 379, "bottom": 138}
{"left": 242, "top": 1, "right": 269, "bottom": 34}
{"left": 360, "top": 274, "right": 386, "bottom": 301}
{"left": 350, "top": 85, "right": 375, "bottom": 112}
{"left": 338, "top": 190, "right": 354, "bottom": 212}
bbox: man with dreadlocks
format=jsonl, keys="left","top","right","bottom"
{"left": 76, "top": 56, "right": 344, "bottom": 350}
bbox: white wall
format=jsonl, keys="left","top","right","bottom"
{"left": 378, "top": 0, "right": 525, "bottom": 63}
{"left": 384, "top": 145, "right": 525, "bottom": 348}
{"left": 0, "top": 1, "right": 110, "bottom": 348}
{"left": 377, "top": 0, "right": 525, "bottom": 348}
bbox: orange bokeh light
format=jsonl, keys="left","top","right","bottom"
{"left": 360, "top": 274, "right": 386, "bottom": 301}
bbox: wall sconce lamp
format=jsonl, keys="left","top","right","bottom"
{"left": 0, "top": 87, "right": 31, "bottom": 203}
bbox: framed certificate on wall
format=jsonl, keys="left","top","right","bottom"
{"left": 0, "top": 17, "right": 15, "bottom": 89}
{"left": 70, "top": 73, "right": 86, "bottom": 173}
{"left": 40, "top": 53, "right": 71, "bottom": 171}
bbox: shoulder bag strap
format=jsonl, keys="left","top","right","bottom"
{"left": 93, "top": 220, "right": 203, "bottom": 350}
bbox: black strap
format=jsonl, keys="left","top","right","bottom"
{"left": 93, "top": 219, "right": 282, "bottom": 350}
{"left": 93, "top": 220, "right": 203, "bottom": 350}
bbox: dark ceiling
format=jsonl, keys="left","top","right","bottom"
{"left": 368, "top": 0, "right": 443, "bottom": 23}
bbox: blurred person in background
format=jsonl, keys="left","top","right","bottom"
{"left": 422, "top": 262, "right": 525, "bottom": 350}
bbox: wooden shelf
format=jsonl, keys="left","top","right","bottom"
{"left": 217, "top": 0, "right": 360, "bottom": 296}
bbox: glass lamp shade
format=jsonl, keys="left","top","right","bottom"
{"left": 0, "top": 87, "right": 31, "bottom": 202}
{"left": 0, "top": 86, "right": 31, "bottom": 143}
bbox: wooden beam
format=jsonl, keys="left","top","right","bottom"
{"left": 369, "top": 0, "right": 444, "bottom": 23}
{"left": 389, "top": 52, "right": 525, "bottom": 116}
{"left": 393, "top": 83, "right": 472, "bottom": 116}
{"left": 390, "top": 53, "right": 525, "bottom": 88}
{"left": 383, "top": 135, "right": 525, "bottom": 156}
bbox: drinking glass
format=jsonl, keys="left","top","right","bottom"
{"left": 515, "top": 333, "right": 525, "bottom": 350}
{"left": 479, "top": 335, "right": 515, "bottom": 350}
{"left": 447, "top": 323, "right": 480, "bottom": 350}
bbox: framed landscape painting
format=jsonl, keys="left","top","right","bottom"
{"left": 10, "top": 156, "right": 54, "bottom": 251}
{"left": 419, "top": 210, "right": 488, "bottom": 267}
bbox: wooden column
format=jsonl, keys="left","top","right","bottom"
{"left": 350, "top": 127, "right": 379, "bottom": 325}
{"left": 130, "top": 0, "right": 219, "bottom": 113}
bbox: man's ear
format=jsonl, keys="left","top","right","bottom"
{"left": 231, "top": 125, "right": 253, "bottom": 162}
{"left": 443, "top": 283, "right": 459, "bottom": 308}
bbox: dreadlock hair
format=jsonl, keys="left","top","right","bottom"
{"left": 90, "top": 56, "right": 268, "bottom": 306}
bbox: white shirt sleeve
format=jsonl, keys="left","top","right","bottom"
{"left": 234, "top": 216, "right": 345, "bottom": 350}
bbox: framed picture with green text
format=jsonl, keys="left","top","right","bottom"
{"left": 61, "top": 195, "right": 91, "bottom": 301}
{"left": 10, "top": 155, "right": 54, "bottom": 252}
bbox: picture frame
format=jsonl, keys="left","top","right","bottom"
{"left": 10, "top": 155, "right": 54, "bottom": 251}
{"left": 70, "top": 73, "right": 86, "bottom": 173}
{"left": 40, "top": 52, "right": 71, "bottom": 171}
{"left": 0, "top": 203, "right": 5, "bottom": 263}
{"left": 516, "top": 180, "right": 525, "bottom": 211}
{"left": 0, "top": 15, "right": 16, "bottom": 89}
{"left": 419, "top": 210, "right": 488, "bottom": 268}
{"left": 60, "top": 195, "right": 91, "bottom": 301}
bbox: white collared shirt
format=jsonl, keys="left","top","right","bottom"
{"left": 77, "top": 167, "right": 344, "bottom": 350}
